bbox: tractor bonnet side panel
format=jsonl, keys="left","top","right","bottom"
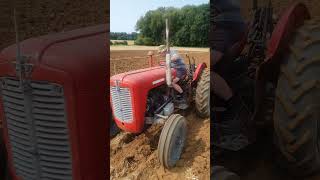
{"left": 193, "top": 63, "right": 207, "bottom": 82}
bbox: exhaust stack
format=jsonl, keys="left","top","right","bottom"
{"left": 165, "top": 18, "right": 172, "bottom": 86}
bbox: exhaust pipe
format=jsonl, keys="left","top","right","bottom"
{"left": 165, "top": 18, "right": 172, "bottom": 87}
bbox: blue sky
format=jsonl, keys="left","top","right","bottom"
{"left": 110, "top": 0, "right": 209, "bottom": 33}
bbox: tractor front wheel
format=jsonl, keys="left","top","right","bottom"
{"left": 110, "top": 114, "right": 120, "bottom": 138}
{"left": 274, "top": 19, "right": 320, "bottom": 176}
{"left": 158, "top": 114, "right": 187, "bottom": 168}
{"left": 195, "top": 69, "right": 210, "bottom": 118}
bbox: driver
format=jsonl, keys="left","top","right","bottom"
{"left": 158, "top": 45, "right": 186, "bottom": 98}
{"left": 211, "top": 0, "right": 246, "bottom": 120}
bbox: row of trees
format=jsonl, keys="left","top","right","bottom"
{"left": 110, "top": 4, "right": 209, "bottom": 47}
{"left": 134, "top": 4, "right": 209, "bottom": 47}
{"left": 110, "top": 32, "right": 138, "bottom": 40}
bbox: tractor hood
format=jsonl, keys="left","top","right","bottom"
{"left": 110, "top": 66, "right": 176, "bottom": 89}
{"left": 110, "top": 66, "right": 176, "bottom": 133}
{"left": 0, "top": 24, "right": 108, "bottom": 93}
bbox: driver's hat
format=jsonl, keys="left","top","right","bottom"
{"left": 158, "top": 45, "right": 167, "bottom": 54}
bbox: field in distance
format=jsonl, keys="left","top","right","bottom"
{"left": 111, "top": 40, "right": 135, "bottom": 46}
{"left": 110, "top": 45, "right": 209, "bottom": 52}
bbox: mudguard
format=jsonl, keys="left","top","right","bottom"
{"left": 193, "top": 63, "right": 207, "bottom": 82}
{"left": 253, "top": 3, "right": 310, "bottom": 130}
{"left": 266, "top": 2, "right": 310, "bottom": 61}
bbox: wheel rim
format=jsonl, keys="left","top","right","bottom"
{"left": 168, "top": 122, "right": 186, "bottom": 167}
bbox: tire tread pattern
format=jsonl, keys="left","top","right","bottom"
{"left": 274, "top": 19, "right": 320, "bottom": 176}
{"left": 195, "top": 69, "right": 210, "bottom": 118}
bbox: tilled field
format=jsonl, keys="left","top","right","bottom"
{"left": 110, "top": 47, "right": 210, "bottom": 180}
{"left": 0, "top": 0, "right": 108, "bottom": 50}
{"left": 110, "top": 46, "right": 210, "bottom": 76}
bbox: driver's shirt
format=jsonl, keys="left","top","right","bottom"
{"left": 168, "top": 50, "right": 186, "bottom": 70}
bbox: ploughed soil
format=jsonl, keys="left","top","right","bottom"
{"left": 110, "top": 46, "right": 210, "bottom": 76}
{"left": 110, "top": 48, "right": 210, "bottom": 180}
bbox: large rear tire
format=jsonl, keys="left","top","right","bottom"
{"left": 274, "top": 19, "right": 320, "bottom": 176}
{"left": 158, "top": 114, "right": 187, "bottom": 168}
{"left": 195, "top": 69, "right": 210, "bottom": 118}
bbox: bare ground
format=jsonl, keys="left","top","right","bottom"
{"left": 110, "top": 112, "right": 210, "bottom": 180}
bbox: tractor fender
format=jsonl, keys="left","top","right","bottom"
{"left": 193, "top": 63, "right": 207, "bottom": 82}
{"left": 253, "top": 3, "right": 311, "bottom": 140}
{"left": 266, "top": 2, "right": 310, "bottom": 62}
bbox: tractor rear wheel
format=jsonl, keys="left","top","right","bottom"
{"left": 274, "top": 19, "right": 320, "bottom": 176}
{"left": 158, "top": 114, "right": 187, "bottom": 168}
{"left": 195, "top": 69, "right": 210, "bottom": 118}
{"left": 211, "top": 166, "right": 240, "bottom": 180}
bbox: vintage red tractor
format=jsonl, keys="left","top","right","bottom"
{"left": 0, "top": 21, "right": 109, "bottom": 180}
{"left": 212, "top": 0, "right": 320, "bottom": 177}
{"left": 110, "top": 20, "right": 210, "bottom": 168}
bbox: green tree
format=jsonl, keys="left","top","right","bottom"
{"left": 135, "top": 4, "right": 209, "bottom": 47}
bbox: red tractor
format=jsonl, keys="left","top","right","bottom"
{"left": 212, "top": 0, "right": 320, "bottom": 177}
{"left": 110, "top": 19, "right": 210, "bottom": 168}
{"left": 0, "top": 17, "right": 109, "bottom": 180}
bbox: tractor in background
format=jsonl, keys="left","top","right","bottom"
{"left": 110, "top": 19, "right": 210, "bottom": 168}
{"left": 211, "top": 0, "right": 320, "bottom": 177}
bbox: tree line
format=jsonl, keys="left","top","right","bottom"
{"left": 110, "top": 32, "right": 138, "bottom": 40}
{"left": 135, "top": 4, "right": 209, "bottom": 47}
{"left": 111, "top": 4, "right": 209, "bottom": 47}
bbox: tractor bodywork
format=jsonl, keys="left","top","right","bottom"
{"left": 110, "top": 66, "right": 177, "bottom": 133}
{"left": 110, "top": 63, "right": 207, "bottom": 133}
{"left": 0, "top": 25, "right": 108, "bottom": 180}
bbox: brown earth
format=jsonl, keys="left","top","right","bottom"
{"left": 0, "top": 0, "right": 108, "bottom": 50}
{"left": 110, "top": 47, "right": 210, "bottom": 76}
{"left": 110, "top": 49, "right": 210, "bottom": 179}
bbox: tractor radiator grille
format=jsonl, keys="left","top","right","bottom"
{"left": 110, "top": 86, "right": 133, "bottom": 123}
{"left": 0, "top": 77, "right": 72, "bottom": 180}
